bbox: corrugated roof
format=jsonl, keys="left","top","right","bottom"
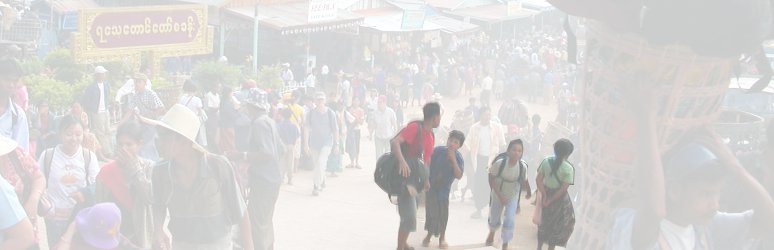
{"left": 427, "top": 15, "right": 478, "bottom": 34}
{"left": 522, "top": 0, "right": 555, "bottom": 11}
{"left": 445, "top": 4, "right": 537, "bottom": 23}
{"left": 226, "top": 2, "right": 363, "bottom": 35}
{"left": 358, "top": 9, "right": 443, "bottom": 32}
{"left": 353, "top": 7, "right": 479, "bottom": 34}
{"left": 425, "top": 0, "right": 466, "bottom": 10}
{"left": 384, "top": 0, "right": 424, "bottom": 10}
{"left": 425, "top": 0, "right": 496, "bottom": 10}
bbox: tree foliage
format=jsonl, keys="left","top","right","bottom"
{"left": 23, "top": 74, "right": 89, "bottom": 112}
{"left": 192, "top": 61, "right": 242, "bottom": 91}
{"left": 254, "top": 64, "right": 284, "bottom": 91}
{"left": 43, "top": 48, "right": 84, "bottom": 84}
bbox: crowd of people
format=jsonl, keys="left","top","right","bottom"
{"left": 3, "top": 18, "right": 773, "bottom": 250}
{"left": 0, "top": 41, "right": 583, "bottom": 249}
{"left": 0, "top": 26, "right": 588, "bottom": 250}
{"left": 379, "top": 101, "right": 576, "bottom": 250}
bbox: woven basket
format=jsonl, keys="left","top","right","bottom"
{"left": 568, "top": 21, "right": 735, "bottom": 249}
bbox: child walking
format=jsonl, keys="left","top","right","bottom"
{"left": 423, "top": 130, "right": 465, "bottom": 249}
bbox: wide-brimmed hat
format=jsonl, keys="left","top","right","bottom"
{"left": 0, "top": 136, "right": 18, "bottom": 155}
{"left": 141, "top": 104, "right": 206, "bottom": 152}
{"left": 75, "top": 203, "right": 122, "bottom": 249}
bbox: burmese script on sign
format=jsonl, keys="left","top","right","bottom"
{"left": 88, "top": 10, "right": 201, "bottom": 48}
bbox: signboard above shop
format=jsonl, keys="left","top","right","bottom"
{"left": 308, "top": 0, "right": 337, "bottom": 23}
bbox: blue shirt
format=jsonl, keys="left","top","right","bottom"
{"left": 0, "top": 176, "right": 27, "bottom": 243}
{"left": 428, "top": 146, "right": 464, "bottom": 200}
{"left": 306, "top": 109, "right": 337, "bottom": 150}
{"left": 0, "top": 99, "right": 29, "bottom": 151}
{"left": 277, "top": 120, "right": 299, "bottom": 145}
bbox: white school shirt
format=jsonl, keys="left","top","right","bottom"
{"left": 38, "top": 146, "right": 99, "bottom": 211}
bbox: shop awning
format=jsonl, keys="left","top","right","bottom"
{"left": 444, "top": 4, "right": 537, "bottom": 24}
{"left": 522, "top": 0, "right": 556, "bottom": 12}
{"left": 425, "top": 0, "right": 467, "bottom": 10}
{"left": 355, "top": 8, "right": 479, "bottom": 34}
{"left": 48, "top": 0, "right": 98, "bottom": 13}
{"left": 426, "top": 15, "right": 479, "bottom": 34}
{"left": 226, "top": 2, "right": 363, "bottom": 35}
{"left": 356, "top": 8, "right": 443, "bottom": 33}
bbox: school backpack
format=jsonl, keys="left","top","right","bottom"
{"left": 42, "top": 147, "right": 94, "bottom": 219}
{"left": 43, "top": 147, "right": 93, "bottom": 185}
{"left": 374, "top": 121, "right": 427, "bottom": 202}
{"left": 490, "top": 152, "right": 527, "bottom": 192}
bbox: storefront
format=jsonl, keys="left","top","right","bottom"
{"left": 222, "top": 0, "right": 364, "bottom": 71}
{"left": 354, "top": 5, "right": 479, "bottom": 69}
{"left": 443, "top": 2, "right": 538, "bottom": 39}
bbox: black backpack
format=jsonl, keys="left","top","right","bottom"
{"left": 374, "top": 121, "right": 428, "bottom": 202}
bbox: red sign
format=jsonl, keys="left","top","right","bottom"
{"left": 88, "top": 9, "right": 201, "bottom": 49}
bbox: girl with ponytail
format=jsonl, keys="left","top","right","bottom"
{"left": 535, "top": 138, "right": 575, "bottom": 250}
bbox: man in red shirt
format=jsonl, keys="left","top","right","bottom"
{"left": 390, "top": 102, "right": 441, "bottom": 250}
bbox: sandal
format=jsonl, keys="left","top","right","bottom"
{"left": 439, "top": 241, "right": 449, "bottom": 249}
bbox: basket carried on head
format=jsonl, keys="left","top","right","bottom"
{"left": 568, "top": 21, "right": 735, "bottom": 249}
{"left": 498, "top": 99, "right": 529, "bottom": 126}
{"left": 498, "top": 99, "right": 530, "bottom": 141}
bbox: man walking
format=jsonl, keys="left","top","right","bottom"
{"left": 82, "top": 66, "right": 112, "bottom": 157}
{"left": 466, "top": 107, "right": 506, "bottom": 218}
{"left": 371, "top": 95, "right": 397, "bottom": 157}
{"left": 124, "top": 73, "right": 165, "bottom": 162}
{"left": 233, "top": 89, "right": 283, "bottom": 250}
{"left": 390, "top": 102, "right": 441, "bottom": 250}
{"left": 304, "top": 92, "right": 339, "bottom": 196}
{"left": 149, "top": 105, "right": 253, "bottom": 250}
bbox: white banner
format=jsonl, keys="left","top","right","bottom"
{"left": 308, "top": 0, "right": 337, "bottom": 23}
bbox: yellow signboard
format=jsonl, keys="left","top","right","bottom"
{"left": 72, "top": 5, "right": 213, "bottom": 64}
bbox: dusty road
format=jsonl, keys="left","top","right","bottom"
{"left": 273, "top": 90, "right": 565, "bottom": 250}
